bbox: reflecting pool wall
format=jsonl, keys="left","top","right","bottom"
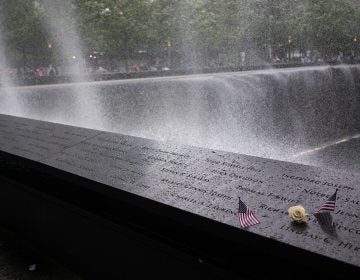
{"left": 1, "top": 65, "right": 359, "bottom": 172}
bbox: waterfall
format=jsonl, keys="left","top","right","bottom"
{"left": 1, "top": 65, "right": 359, "bottom": 172}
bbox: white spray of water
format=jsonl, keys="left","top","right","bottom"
{"left": 1, "top": 60, "right": 360, "bottom": 172}
{"left": 39, "top": 0, "right": 105, "bottom": 129}
{"left": 0, "top": 12, "right": 21, "bottom": 116}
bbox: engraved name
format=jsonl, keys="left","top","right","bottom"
{"left": 282, "top": 174, "right": 354, "bottom": 191}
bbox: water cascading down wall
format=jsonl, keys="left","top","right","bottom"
{"left": 1, "top": 65, "right": 359, "bottom": 172}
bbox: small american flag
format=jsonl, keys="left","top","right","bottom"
{"left": 237, "top": 197, "right": 260, "bottom": 228}
{"left": 313, "top": 211, "right": 337, "bottom": 236}
{"left": 317, "top": 189, "right": 338, "bottom": 213}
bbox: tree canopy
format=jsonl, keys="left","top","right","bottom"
{"left": 0, "top": 0, "right": 359, "bottom": 69}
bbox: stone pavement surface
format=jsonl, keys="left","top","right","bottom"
{"left": 0, "top": 227, "right": 82, "bottom": 280}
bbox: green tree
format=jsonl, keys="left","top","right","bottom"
{"left": 0, "top": 0, "right": 47, "bottom": 68}
{"left": 2, "top": 0, "right": 360, "bottom": 72}
{"left": 75, "top": 0, "right": 154, "bottom": 71}
{"left": 145, "top": 0, "right": 178, "bottom": 67}
{"left": 305, "top": 0, "right": 359, "bottom": 55}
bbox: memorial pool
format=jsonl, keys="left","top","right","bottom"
{"left": 1, "top": 65, "right": 360, "bottom": 173}
{"left": 0, "top": 65, "right": 360, "bottom": 279}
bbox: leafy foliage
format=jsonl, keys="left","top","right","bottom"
{"left": 1, "top": 0, "right": 359, "bottom": 68}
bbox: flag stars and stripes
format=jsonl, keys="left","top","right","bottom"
{"left": 237, "top": 197, "right": 260, "bottom": 228}
{"left": 317, "top": 189, "right": 338, "bottom": 213}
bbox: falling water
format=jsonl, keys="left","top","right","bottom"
{"left": 3, "top": 65, "right": 360, "bottom": 172}
{"left": 0, "top": 2, "right": 359, "bottom": 173}
{"left": 0, "top": 34, "right": 11, "bottom": 88}
{"left": 176, "top": 1, "right": 201, "bottom": 70}
{"left": 0, "top": 10, "right": 21, "bottom": 115}
{"left": 39, "top": 0, "right": 105, "bottom": 129}
{"left": 40, "top": 0, "right": 85, "bottom": 78}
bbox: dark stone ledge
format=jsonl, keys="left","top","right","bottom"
{"left": 0, "top": 113, "right": 359, "bottom": 279}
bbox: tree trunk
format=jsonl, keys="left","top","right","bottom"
{"left": 124, "top": 37, "right": 129, "bottom": 72}
{"left": 22, "top": 48, "right": 27, "bottom": 68}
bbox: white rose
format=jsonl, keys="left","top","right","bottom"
{"left": 288, "top": 205, "right": 309, "bottom": 223}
